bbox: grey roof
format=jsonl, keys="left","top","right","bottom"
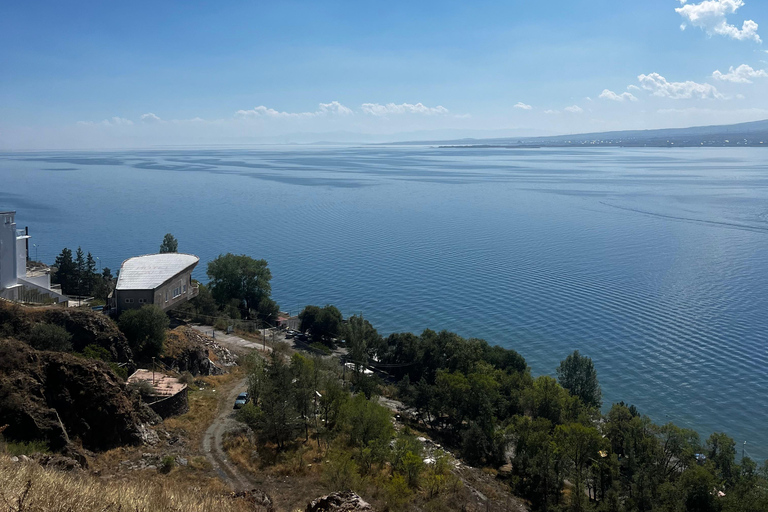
{"left": 116, "top": 253, "right": 199, "bottom": 291}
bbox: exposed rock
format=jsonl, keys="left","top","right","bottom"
{"left": 34, "top": 453, "right": 82, "bottom": 471}
{"left": 162, "top": 326, "right": 235, "bottom": 376}
{"left": 306, "top": 491, "right": 372, "bottom": 512}
{"left": 0, "top": 339, "right": 159, "bottom": 452}
{"left": 231, "top": 489, "right": 274, "bottom": 512}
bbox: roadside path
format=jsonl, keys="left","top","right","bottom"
{"left": 201, "top": 375, "right": 253, "bottom": 491}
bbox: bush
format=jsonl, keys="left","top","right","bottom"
{"left": 128, "top": 380, "right": 157, "bottom": 399}
{"left": 322, "top": 450, "right": 359, "bottom": 491}
{"left": 159, "top": 455, "right": 176, "bottom": 474}
{"left": 81, "top": 344, "right": 112, "bottom": 361}
{"left": 383, "top": 473, "right": 412, "bottom": 511}
{"left": 26, "top": 323, "right": 73, "bottom": 352}
{"left": 5, "top": 440, "right": 50, "bottom": 456}
{"left": 118, "top": 305, "right": 169, "bottom": 360}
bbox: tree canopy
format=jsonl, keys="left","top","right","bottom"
{"left": 118, "top": 305, "right": 169, "bottom": 359}
{"left": 556, "top": 350, "right": 602, "bottom": 409}
{"left": 206, "top": 253, "right": 278, "bottom": 322}
{"left": 159, "top": 233, "right": 178, "bottom": 253}
{"left": 299, "top": 304, "right": 343, "bottom": 345}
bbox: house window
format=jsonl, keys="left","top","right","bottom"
{"left": 172, "top": 286, "right": 181, "bottom": 298}
{"left": 138, "top": 298, "right": 146, "bottom": 304}
{"left": 183, "top": 284, "right": 187, "bottom": 293}
{"left": 125, "top": 298, "right": 134, "bottom": 304}
{"left": 165, "top": 292, "right": 168, "bottom": 302}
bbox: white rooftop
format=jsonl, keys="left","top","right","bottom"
{"left": 116, "top": 253, "right": 199, "bottom": 291}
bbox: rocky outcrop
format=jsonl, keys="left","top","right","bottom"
{"left": 0, "top": 339, "right": 159, "bottom": 452}
{"left": 0, "top": 301, "right": 134, "bottom": 363}
{"left": 306, "top": 492, "right": 373, "bottom": 512}
{"left": 162, "top": 326, "right": 235, "bottom": 376}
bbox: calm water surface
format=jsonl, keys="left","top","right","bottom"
{"left": 2, "top": 146, "right": 767, "bottom": 458}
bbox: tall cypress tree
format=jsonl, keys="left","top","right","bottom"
{"left": 75, "top": 247, "right": 86, "bottom": 296}
{"left": 53, "top": 248, "right": 76, "bottom": 295}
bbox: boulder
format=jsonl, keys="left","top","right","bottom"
{"left": 306, "top": 491, "right": 372, "bottom": 512}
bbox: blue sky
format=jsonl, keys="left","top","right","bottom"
{"left": 1, "top": 0, "right": 767, "bottom": 148}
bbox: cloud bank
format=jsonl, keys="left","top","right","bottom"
{"left": 637, "top": 73, "right": 724, "bottom": 99}
{"left": 599, "top": 89, "right": 639, "bottom": 102}
{"left": 712, "top": 64, "right": 768, "bottom": 82}
{"left": 676, "top": 0, "right": 761, "bottom": 43}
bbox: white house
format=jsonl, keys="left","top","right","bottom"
{"left": 0, "top": 211, "right": 68, "bottom": 304}
{"left": 113, "top": 253, "right": 199, "bottom": 314}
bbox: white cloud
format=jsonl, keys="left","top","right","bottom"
{"left": 712, "top": 64, "right": 768, "bottom": 83}
{"left": 77, "top": 116, "right": 134, "bottom": 127}
{"left": 637, "top": 72, "right": 724, "bottom": 99}
{"left": 235, "top": 101, "right": 353, "bottom": 119}
{"left": 599, "top": 89, "right": 639, "bottom": 102}
{"left": 544, "top": 109, "right": 560, "bottom": 115}
{"left": 564, "top": 105, "right": 584, "bottom": 113}
{"left": 676, "top": 0, "right": 761, "bottom": 43}
{"left": 360, "top": 102, "right": 449, "bottom": 116}
{"left": 513, "top": 102, "right": 533, "bottom": 110}
{"left": 627, "top": 84, "right": 642, "bottom": 91}
{"left": 140, "top": 112, "right": 162, "bottom": 123}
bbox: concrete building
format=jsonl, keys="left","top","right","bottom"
{"left": 113, "top": 253, "right": 199, "bottom": 314}
{"left": 0, "top": 211, "right": 68, "bottom": 304}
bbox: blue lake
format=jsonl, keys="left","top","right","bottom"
{"left": 2, "top": 146, "right": 767, "bottom": 458}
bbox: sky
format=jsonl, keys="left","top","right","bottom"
{"left": 1, "top": 0, "right": 767, "bottom": 148}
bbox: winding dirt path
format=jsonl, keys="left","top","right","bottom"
{"left": 201, "top": 376, "right": 252, "bottom": 491}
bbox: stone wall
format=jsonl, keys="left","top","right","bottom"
{"left": 148, "top": 387, "right": 189, "bottom": 418}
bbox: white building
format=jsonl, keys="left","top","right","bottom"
{"left": 0, "top": 211, "right": 68, "bottom": 304}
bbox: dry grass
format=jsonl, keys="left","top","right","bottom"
{"left": 0, "top": 456, "right": 254, "bottom": 512}
{"left": 164, "top": 368, "right": 243, "bottom": 444}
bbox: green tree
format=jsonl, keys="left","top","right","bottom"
{"left": 53, "top": 248, "right": 76, "bottom": 295}
{"left": 206, "top": 253, "right": 277, "bottom": 322}
{"left": 299, "top": 304, "right": 343, "bottom": 345}
{"left": 707, "top": 432, "right": 736, "bottom": 486}
{"left": 340, "top": 393, "right": 393, "bottom": 448}
{"left": 557, "top": 350, "right": 602, "bottom": 409}
{"left": 118, "top": 305, "right": 169, "bottom": 359}
{"left": 555, "top": 422, "right": 606, "bottom": 512}
{"left": 345, "top": 314, "right": 382, "bottom": 371}
{"left": 75, "top": 247, "right": 86, "bottom": 296}
{"left": 256, "top": 353, "right": 301, "bottom": 449}
{"left": 159, "top": 233, "right": 178, "bottom": 253}
{"left": 85, "top": 252, "right": 97, "bottom": 295}
{"left": 102, "top": 267, "right": 113, "bottom": 281}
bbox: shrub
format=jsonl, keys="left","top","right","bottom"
{"left": 322, "top": 450, "right": 359, "bottom": 491}
{"left": 26, "top": 323, "right": 73, "bottom": 352}
{"left": 383, "top": 473, "right": 412, "bottom": 511}
{"left": 118, "top": 305, "right": 169, "bottom": 360}
{"left": 81, "top": 344, "right": 112, "bottom": 361}
{"left": 5, "top": 440, "right": 49, "bottom": 456}
{"left": 159, "top": 455, "right": 175, "bottom": 474}
{"left": 128, "top": 380, "right": 157, "bottom": 399}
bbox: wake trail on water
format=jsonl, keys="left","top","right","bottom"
{"left": 600, "top": 202, "right": 768, "bottom": 234}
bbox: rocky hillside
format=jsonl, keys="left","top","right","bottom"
{"left": 0, "top": 301, "right": 133, "bottom": 362}
{"left": 0, "top": 338, "right": 158, "bottom": 452}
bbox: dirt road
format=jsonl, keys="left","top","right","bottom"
{"left": 201, "top": 376, "right": 253, "bottom": 491}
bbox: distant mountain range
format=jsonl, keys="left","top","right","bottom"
{"left": 394, "top": 119, "right": 768, "bottom": 148}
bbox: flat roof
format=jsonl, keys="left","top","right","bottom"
{"left": 116, "top": 253, "right": 199, "bottom": 291}
{"left": 127, "top": 369, "right": 187, "bottom": 397}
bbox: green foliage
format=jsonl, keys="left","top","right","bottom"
{"left": 340, "top": 394, "right": 393, "bottom": 448}
{"left": 4, "top": 440, "right": 50, "bottom": 456}
{"left": 322, "top": 450, "right": 359, "bottom": 491}
{"left": 159, "top": 233, "right": 178, "bottom": 253}
{"left": 383, "top": 473, "right": 412, "bottom": 511}
{"left": 206, "top": 253, "right": 278, "bottom": 322}
{"left": 557, "top": 350, "right": 602, "bottom": 409}
{"left": 53, "top": 246, "right": 113, "bottom": 299}
{"left": 81, "top": 344, "right": 111, "bottom": 361}
{"left": 159, "top": 455, "right": 176, "bottom": 474}
{"left": 118, "top": 305, "right": 169, "bottom": 360}
{"left": 298, "top": 304, "right": 343, "bottom": 345}
{"left": 128, "top": 380, "right": 157, "bottom": 398}
{"left": 26, "top": 323, "right": 73, "bottom": 352}
{"left": 345, "top": 314, "right": 383, "bottom": 367}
